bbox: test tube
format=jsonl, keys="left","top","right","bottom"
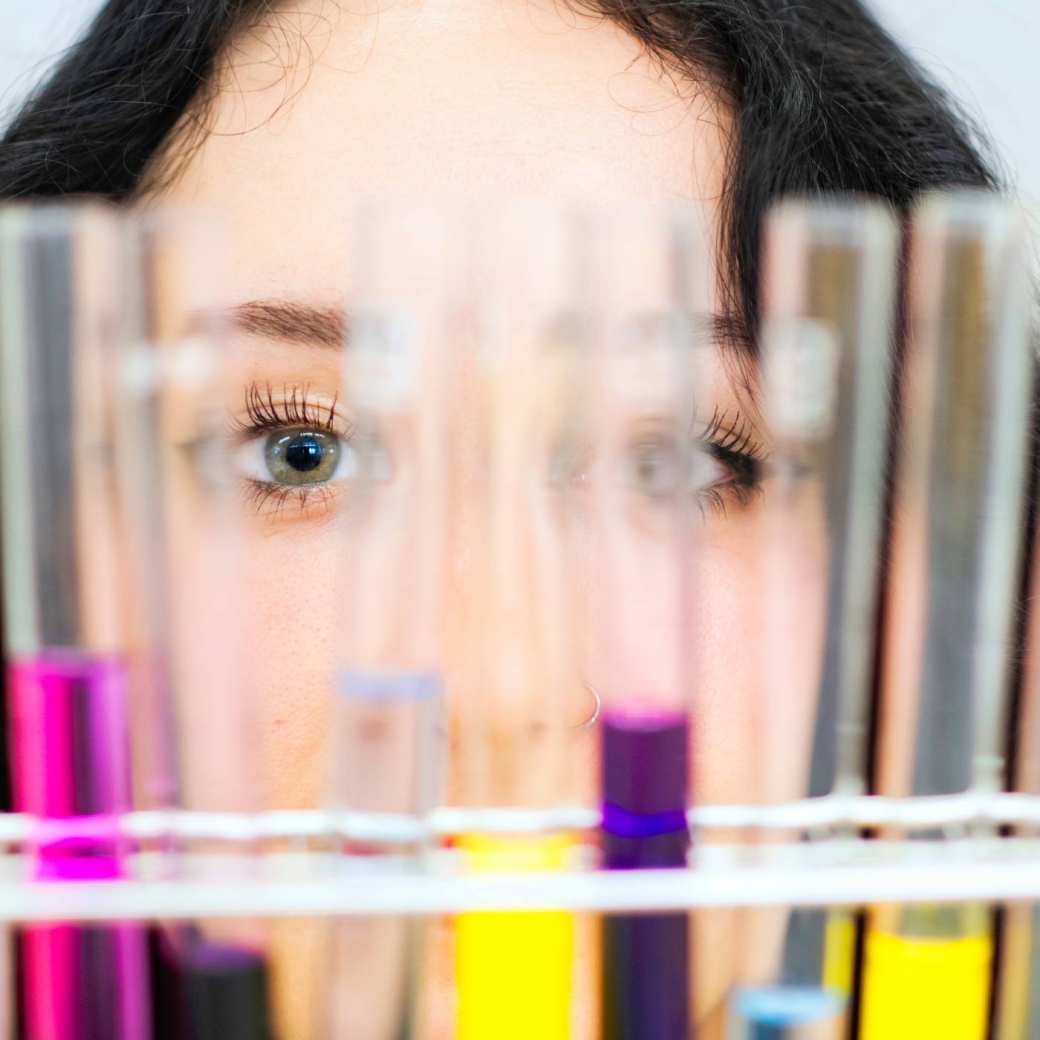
{"left": 449, "top": 202, "right": 587, "bottom": 1040}
{"left": 995, "top": 424, "right": 1040, "bottom": 1040}
{"left": 574, "top": 205, "right": 704, "bottom": 1040}
{"left": 0, "top": 526, "right": 12, "bottom": 1040}
{"left": 115, "top": 210, "right": 273, "bottom": 1040}
{"left": 321, "top": 202, "right": 460, "bottom": 1039}
{"left": 333, "top": 202, "right": 585, "bottom": 1038}
{"left": 0, "top": 205, "right": 151, "bottom": 1039}
{"left": 727, "top": 197, "right": 899, "bottom": 1039}
{"left": 862, "top": 192, "right": 1034, "bottom": 1040}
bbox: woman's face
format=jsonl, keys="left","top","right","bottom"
{"left": 152, "top": 0, "right": 823, "bottom": 1034}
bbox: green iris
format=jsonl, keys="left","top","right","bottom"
{"left": 264, "top": 428, "right": 341, "bottom": 486}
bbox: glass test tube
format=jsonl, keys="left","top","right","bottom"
{"left": 995, "top": 416, "right": 1040, "bottom": 1040}
{"left": 116, "top": 210, "right": 273, "bottom": 1040}
{"left": 321, "top": 202, "right": 460, "bottom": 1040}
{"left": 333, "top": 202, "right": 584, "bottom": 1039}
{"left": 575, "top": 205, "right": 704, "bottom": 1040}
{"left": 366, "top": 202, "right": 586, "bottom": 1040}
{"left": 0, "top": 500, "right": 12, "bottom": 1040}
{"left": 862, "top": 193, "right": 1034, "bottom": 1040}
{"left": 727, "top": 198, "right": 899, "bottom": 1039}
{"left": 449, "top": 203, "right": 587, "bottom": 1040}
{"left": 0, "top": 205, "right": 151, "bottom": 1040}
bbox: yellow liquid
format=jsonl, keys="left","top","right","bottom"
{"left": 860, "top": 915, "right": 992, "bottom": 1040}
{"left": 455, "top": 833, "right": 574, "bottom": 1040}
{"left": 822, "top": 910, "right": 856, "bottom": 995}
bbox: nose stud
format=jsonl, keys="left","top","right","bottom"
{"left": 576, "top": 683, "right": 601, "bottom": 730}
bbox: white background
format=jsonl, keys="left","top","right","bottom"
{"left": 2, "top": 1, "right": 1039, "bottom": 206}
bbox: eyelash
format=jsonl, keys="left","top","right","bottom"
{"left": 232, "top": 384, "right": 766, "bottom": 520}
{"left": 235, "top": 382, "right": 342, "bottom": 435}
{"left": 232, "top": 382, "right": 349, "bottom": 516}
{"left": 697, "top": 407, "right": 767, "bottom": 517}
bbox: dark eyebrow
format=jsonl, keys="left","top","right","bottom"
{"left": 228, "top": 299, "right": 756, "bottom": 361}
{"left": 231, "top": 299, "right": 347, "bottom": 349}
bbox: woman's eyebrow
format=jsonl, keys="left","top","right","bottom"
{"left": 231, "top": 299, "right": 347, "bottom": 349}
{"left": 227, "top": 299, "right": 757, "bottom": 360}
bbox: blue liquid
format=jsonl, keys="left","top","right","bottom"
{"left": 730, "top": 986, "right": 846, "bottom": 1040}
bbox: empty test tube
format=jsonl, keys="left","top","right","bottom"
{"left": 862, "top": 192, "right": 1034, "bottom": 1040}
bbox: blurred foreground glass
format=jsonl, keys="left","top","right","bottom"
{"left": 997, "top": 509, "right": 1040, "bottom": 1039}
{"left": 571, "top": 205, "right": 706, "bottom": 1040}
{"left": 994, "top": 219, "right": 1040, "bottom": 1040}
{"left": 863, "top": 192, "right": 1034, "bottom": 1040}
{"left": 0, "top": 205, "right": 150, "bottom": 1040}
{"left": 319, "top": 203, "right": 460, "bottom": 1040}
{"left": 728, "top": 197, "right": 899, "bottom": 1040}
{"left": 117, "top": 209, "right": 273, "bottom": 1040}
{"left": 324, "top": 200, "right": 591, "bottom": 1040}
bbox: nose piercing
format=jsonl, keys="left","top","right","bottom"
{"left": 576, "top": 682, "right": 601, "bottom": 730}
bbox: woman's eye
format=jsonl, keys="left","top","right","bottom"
{"left": 624, "top": 432, "right": 759, "bottom": 516}
{"left": 234, "top": 427, "right": 356, "bottom": 487}
{"left": 694, "top": 441, "right": 764, "bottom": 516}
{"left": 624, "top": 434, "right": 686, "bottom": 499}
{"left": 689, "top": 447, "right": 728, "bottom": 495}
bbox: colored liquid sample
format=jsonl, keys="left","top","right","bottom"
{"left": 9, "top": 651, "right": 151, "bottom": 1040}
{"left": 821, "top": 910, "right": 855, "bottom": 996}
{"left": 455, "top": 833, "right": 575, "bottom": 1040}
{"left": 153, "top": 932, "right": 273, "bottom": 1040}
{"left": 860, "top": 921, "right": 992, "bottom": 1040}
{"left": 600, "top": 708, "right": 690, "bottom": 1040}
{"left": 729, "top": 986, "right": 847, "bottom": 1040}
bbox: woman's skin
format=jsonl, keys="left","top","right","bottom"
{"left": 149, "top": 0, "right": 823, "bottom": 1034}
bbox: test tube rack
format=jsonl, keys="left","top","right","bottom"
{"left": 1, "top": 794, "right": 1039, "bottom": 921}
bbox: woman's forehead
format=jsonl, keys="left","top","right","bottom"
{"left": 154, "top": 0, "right": 731, "bottom": 300}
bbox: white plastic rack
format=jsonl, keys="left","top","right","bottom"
{"left": 1, "top": 793, "right": 1038, "bottom": 922}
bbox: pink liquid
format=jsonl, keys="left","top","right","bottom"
{"left": 9, "top": 650, "right": 150, "bottom": 1040}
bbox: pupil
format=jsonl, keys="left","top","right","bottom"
{"left": 285, "top": 434, "right": 324, "bottom": 473}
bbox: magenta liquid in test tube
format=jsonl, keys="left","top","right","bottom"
{"left": 577, "top": 206, "right": 703, "bottom": 1040}
{"left": 10, "top": 654, "right": 148, "bottom": 1038}
{"left": 0, "top": 206, "right": 151, "bottom": 1039}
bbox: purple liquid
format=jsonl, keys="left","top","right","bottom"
{"left": 153, "top": 931, "right": 272, "bottom": 1040}
{"left": 9, "top": 651, "right": 150, "bottom": 1040}
{"left": 600, "top": 708, "right": 690, "bottom": 1040}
